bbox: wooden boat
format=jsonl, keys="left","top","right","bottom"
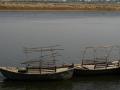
{"left": 74, "top": 45, "right": 120, "bottom": 76}
{"left": 0, "top": 66, "right": 73, "bottom": 80}
{"left": 0, "top": 46, "right": 74, "bottom": 80}
{"left": 74, "top": 62, "right": 120, "bottom": 76}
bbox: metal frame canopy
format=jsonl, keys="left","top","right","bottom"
{"left": 22, "top": 45, "right": 64, "bottom": 73}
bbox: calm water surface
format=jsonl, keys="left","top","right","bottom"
{"left": 1, "top": 76, "right": 120, "bottom": 90}
{"left": 0, "top": 11, "right": 120, "bottom": 90}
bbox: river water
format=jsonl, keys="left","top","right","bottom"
{"left": 0, "top": 11, "right": 120, "bottom": 89}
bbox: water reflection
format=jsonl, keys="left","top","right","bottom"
{"left": 73, "top": 76, "right": 120, "bottom": 90}
{"left": 1, "top": 76, "right": 120, "bottom": 90}
{"left": 0, "top": 80, "right": 73, "bottom": 90}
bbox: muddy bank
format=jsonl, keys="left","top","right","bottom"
{"left": 0, "top": 3, "right": 120, "bottom": 11}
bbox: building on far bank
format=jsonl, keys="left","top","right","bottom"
{"left": 0, "top": 0, "right": 120, "bottom": 3}
{"left": 0, "top": 0, "right": 66, "bottom": 3}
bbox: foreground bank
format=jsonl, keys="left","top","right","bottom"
{"left": 0, "top": 3, "right": 120, "bottom": 11}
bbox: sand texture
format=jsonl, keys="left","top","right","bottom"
{"left": 0, "top": 3, "right": 120, "bottom": 11}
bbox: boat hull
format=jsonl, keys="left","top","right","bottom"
{"left": 0, "top": 68, "right": 73, "bottom": 80}
{"left": 74, "top": 67, "right": 120, "bottom": 76}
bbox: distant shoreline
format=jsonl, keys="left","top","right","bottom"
{"left": 0, "top": 3, "right": 120, "bottom": 11}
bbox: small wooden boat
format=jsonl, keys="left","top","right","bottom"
{"left": 0, "top": 66, "right": 73, "bottom": 80}
{"left": 0, "top": 46, "right": 74, "bottom": 80}
{"left": 74, "top": 45, "right": 120, "bottom": 76}
{"left": 74, "top": 62, "right": 120, "bottom": 76}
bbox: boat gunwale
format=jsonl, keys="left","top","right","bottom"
{"left": 0, "top": 67, "right": 74, "bottom": 75}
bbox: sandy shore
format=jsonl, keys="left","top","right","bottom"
{"left": 0, "top": 3, "right": 120, "bottom": 11}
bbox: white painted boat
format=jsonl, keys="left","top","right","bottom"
{"left": 0, "top": 45, "right": 74, "bottom": 80}
{"left": 0, "top": 66, "right": 74, "bottom": 80}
